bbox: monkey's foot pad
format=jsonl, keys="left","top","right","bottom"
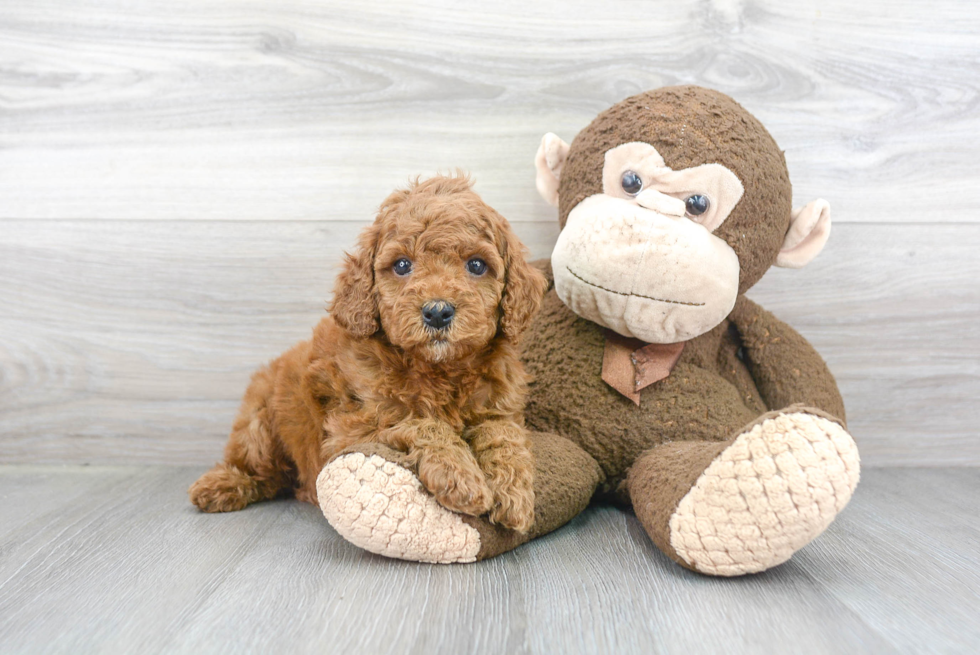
{"left": 317, "top": 453, "right": 481, "bottom": 563}
{"left": 669, "top": 412, "right": 860, "bottom": 576}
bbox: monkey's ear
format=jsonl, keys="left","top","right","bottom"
{"left": 535, "top": 133, "right": 570, "bottom": 207}
{"left": 329, "top": 223, "right": 381, "bottom": 337}
{"left": 776, "top": 199, "right": 831, "bottom": 269}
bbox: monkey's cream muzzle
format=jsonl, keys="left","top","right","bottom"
{"left": 552, "top": 195, "right": 739, "bottom": 344}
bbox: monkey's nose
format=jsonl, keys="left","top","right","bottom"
{"left": 421, "top": 301, "right": 455, "bottom": 330}
{"left": 636, "top": 188, "right": 686, "bottom": 217}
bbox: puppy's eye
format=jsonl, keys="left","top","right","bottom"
{"left": 466, "top": 258, "right": 487, "bottom": 276}
{"left": 621, "top": 171, "right": 643, "bottom": 196}
{"left": 685, "top": 195, "right": 710, "bottom": 217}
{"left": 392, "top": 258, "right": 413, "bottom": 276}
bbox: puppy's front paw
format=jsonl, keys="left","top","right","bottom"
{"left": 488, "top": 476, "right": 535, "bottom": 533}
{"left": 474, "top": 438, "right": 535, "bottom": 533}
{"left": 417, "top": 449, "right": 494, "bottom": 517}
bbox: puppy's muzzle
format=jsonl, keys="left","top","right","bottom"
{"left": 421, "top": 300, "right": 455, "bottom": 330}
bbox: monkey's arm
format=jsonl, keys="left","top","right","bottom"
{"left": 728, "top": 295, "right": 846, "bottom": 423}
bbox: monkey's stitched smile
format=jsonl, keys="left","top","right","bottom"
{"left": 566, "top": 266, "right": 705, "bottom": 307}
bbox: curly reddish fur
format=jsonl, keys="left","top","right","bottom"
{"left": 189, "top": 175, "right": 547, "bottom": 532}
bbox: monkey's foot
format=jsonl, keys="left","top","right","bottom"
{"left": 667, "top": 411, "right": 860, "bottom": 576}
{"left": 317, "top": 451, "right": 481, "bottom": 564}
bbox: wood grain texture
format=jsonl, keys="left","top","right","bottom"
{"left": 798, "top": 468, "right": 980, "bottom": 653}
{"left": 2, "top": 221, "right": 976, "bottom": 466}
{"left": 1, "top": 1, "right": 977, "bottom": 466}
{"left": 0, "top": 0, "right": 978, "bottom": 223}
{"left": 0, "top": 466, "right": 976, "bottom": 654}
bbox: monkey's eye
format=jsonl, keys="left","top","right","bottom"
{"left": 466, "top": 258, "right": 487, "bottom": 276}
{"left": 685, "top": 195, "right": 710, "bottom": 217}
{"left": 392, "top": 258, "right": 413, "bottom": 276}
{"left": 621, "top": 171, "right": 643, "bottom": 196}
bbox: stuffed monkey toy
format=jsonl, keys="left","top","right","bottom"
{"left": 316, "top": 86, "right": 860, "bottom": 576}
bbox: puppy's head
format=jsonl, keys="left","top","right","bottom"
{"left": 330, "top": 174, "right": 547, "bottom": 363}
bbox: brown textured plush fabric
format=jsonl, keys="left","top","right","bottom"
{"left": 523, "top": 280, "right": 772, "bottom": 492}
{"left": 521, "top": 255, "right": 843, "bottom": 475}
{"left": 463, "top": 431, "right": 603, "bottom": 560}
{"left": 557, "top": 85, "right": 793, "bottom": 294}
{"left": 627, "top": 439, "right": 732, "bottom": 568}
{"left": 728, "top": 297, "right": 847, "bottom": 424}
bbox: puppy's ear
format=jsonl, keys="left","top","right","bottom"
{"left": 497, "top": 216, "right": 549, "bottom": 341}
{"left": 330, "top": 222, "right": 381, "bottom": 338}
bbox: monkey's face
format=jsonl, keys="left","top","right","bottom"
{"left": 537, "top": 86, "right": 831, "bottom": 345}
{"left": 551, "top": 142, "right": 744, "bottom": 344}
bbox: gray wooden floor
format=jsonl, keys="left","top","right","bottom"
{"left": 0, "top": 466, "right": 976, "bottom": 654}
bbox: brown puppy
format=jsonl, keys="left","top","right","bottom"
{"left": 189, "top": 175, "right": 547, "bottom": 532}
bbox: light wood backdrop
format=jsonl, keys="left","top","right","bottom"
{"left": 1, "top": 0, "right": 977, "bottom": 465}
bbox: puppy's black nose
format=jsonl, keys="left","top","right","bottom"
{"left": 421, "top": 301, "right": 455, "bottom": 330}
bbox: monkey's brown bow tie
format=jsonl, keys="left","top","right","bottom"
{"left": 601, "top": 330, "right": 685, "bottom": 406}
